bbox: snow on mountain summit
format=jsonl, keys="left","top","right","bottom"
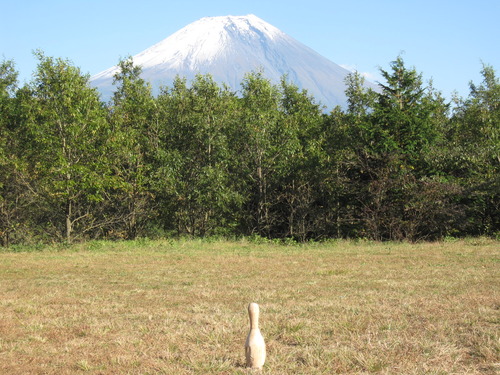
{"left": 91, "top": 14, "right": 371, "bottom": 108}
{"left": 135, "top": 14, "right": 284, "bottom": 70}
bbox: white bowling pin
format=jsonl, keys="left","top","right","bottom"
{"left": 245, "top": 302, "right": 266, "bottom": 370}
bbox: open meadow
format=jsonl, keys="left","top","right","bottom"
{"left": 0, "top": 239, "right": 498, "bottom": 374}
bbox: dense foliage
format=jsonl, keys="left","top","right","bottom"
{"left": 0, "top": 54, "right": 498, "bottom": 245}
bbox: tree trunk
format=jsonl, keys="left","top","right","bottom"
{"left": 66, "top": 199, "right": 72, "bottom": 243}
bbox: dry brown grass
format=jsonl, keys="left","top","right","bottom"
{"left": 0, "top": 238, "right": 498, "bottom": 374}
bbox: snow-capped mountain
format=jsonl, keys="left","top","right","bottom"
{"left": 91, "top": 14, "right": 372, "bottom": 108}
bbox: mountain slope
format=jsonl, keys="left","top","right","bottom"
{"left": 91, "top": 14, "right": 372, "bottom": 108}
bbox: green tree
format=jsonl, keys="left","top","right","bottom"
{"left": 276, "top": 78, "right": 324, "bottom": 240}
{"left": 344, "top": 71, "right": 376, "bottom": 118}
{"left": 344, "top": 57, "right": 454, "bottom": 240}
{"left": 0, "top": 59, "right": 24, "bottom": 246}
{"left": 108, "top": 57, "right": 157, "bottom": 239}
{"left": 452, "top": 64, "right": 499, "bottom": 172}
{"left": 19, "top": 52, "right": 112, "bottom": 243}
{"left": 154, "top": 75, "right": 241, "bottom": 236}
{"left": 450, "top": 64, "right": 500, "bottom": 235}
{"left": 372, "top": 56, "right": 444, "bottom": 161}
{"left": 235, "top": 71, "right": 284, "bottom": 236}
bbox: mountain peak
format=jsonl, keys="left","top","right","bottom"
{"left": 91, "top": 15, "right": 373, "bottom": 108}
{"left": 131, "top": 14, "right": 285, "bottom": 70}
{"left": 195, "top": 14, "right": 282, "bottom": 35}
{"left": 201, "top": 14, "right": 284, "bottom": 40}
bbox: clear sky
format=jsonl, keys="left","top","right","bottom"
{"left": 1, "top": 0, "right": 498, "bottom": 101}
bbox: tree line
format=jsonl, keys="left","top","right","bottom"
{"left": 0, "top": 52, "right": 498, "bottom": 246}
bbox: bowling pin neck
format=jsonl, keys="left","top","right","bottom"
{"left": 248, "top": 303, "right": 260, "bottom": 330}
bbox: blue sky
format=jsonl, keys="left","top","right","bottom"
{"left": 1, "top": 0, "right": 498, "bottom": 101}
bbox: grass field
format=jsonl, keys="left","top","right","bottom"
{"left": 0, "top": 238, "right": 498, "bottom": 374}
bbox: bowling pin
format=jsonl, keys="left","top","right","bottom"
{"left": 245, "top": 302, "right": 266, "bottom": 370}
